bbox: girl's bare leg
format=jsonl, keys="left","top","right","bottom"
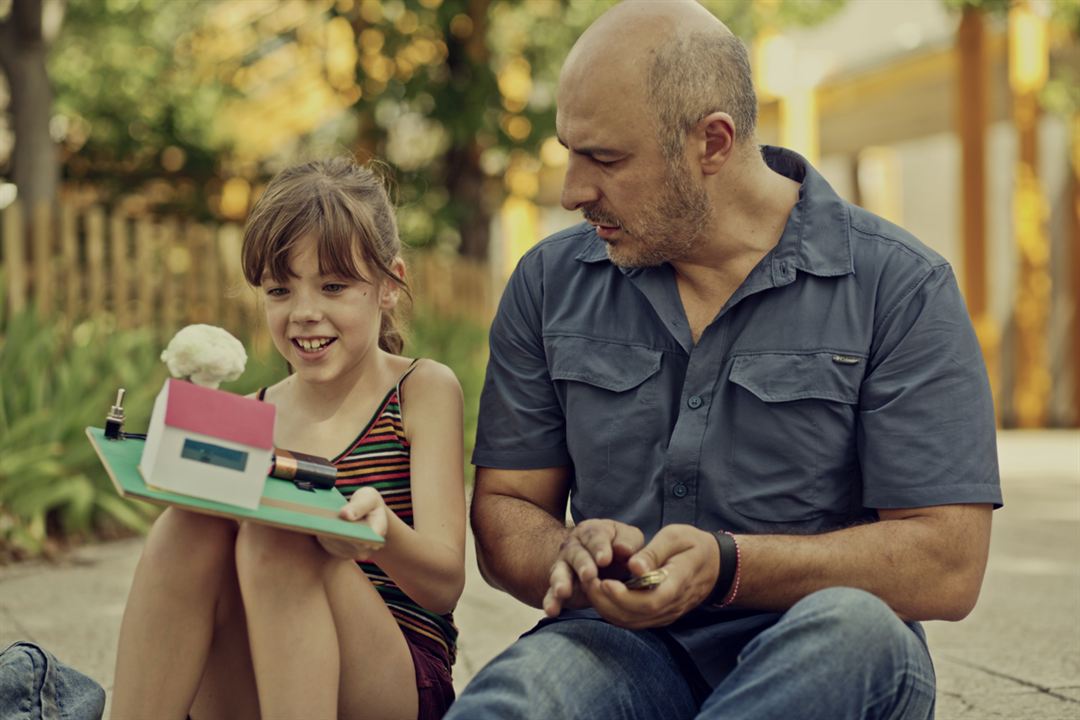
{"left": 111, "top": 509, "right": 238, "bottom": 720}
{"left": 235, "top": 523, "right": 419, "bottom": 720}
{"left": 187, "top": 552, "right": 260, "bottom": 720}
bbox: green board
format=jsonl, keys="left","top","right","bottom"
{"left": 86, "top": 427, "right": 383, "bottom": 548}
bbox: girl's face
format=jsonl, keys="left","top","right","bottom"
{"left": 261, "top": 234, "right": 399, "bottom": 387}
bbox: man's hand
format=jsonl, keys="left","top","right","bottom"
{"left": 317, "top": 487, "right": 389, "bottom": 561}
{"left": 542, "top": 519, "right": 645, "bottom": 617}
{"left": 588, "top": 524, "right": 720, "bottom": 629}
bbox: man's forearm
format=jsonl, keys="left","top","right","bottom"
{"left": 732, "top": 504, "right": 992, "bottom": 621}
{"left": 471, "top": 491, "right": 570, "bottom": 608}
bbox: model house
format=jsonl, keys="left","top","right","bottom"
{"left": 139, "top": 378, "right": 276, "bottom": 510}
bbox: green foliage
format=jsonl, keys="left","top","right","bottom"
{"left": 0, "top": 307, "right": 282, "bottom": 560}
{"left": 0, "top": 309, "right": 157, "bottom": 558}
{"left": 48, "top": 0, "right": 233, "bottom": 216}
{"left": 940, "top": 0, "right": 1013, "bottom": 14}
{"left": 406, "top": 307, "right": 488, "bottom": 480}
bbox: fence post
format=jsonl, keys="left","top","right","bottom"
{"left": 2, "top": 200, "right": 27, "bottom": 317}
{"left": 184, "top": 224, "right": 204, "bottom": 322}
{"left": 205, "top": 224, "right": 221, "bottom": 323}
{"left": 60, "top": 202, "right": 79, "bottom": 325}
{"left": 135, "top": 217, "right": 156, "bottom": 329}
{"left": 160, "top": 218, "right": 177, "bottom": 339}
{"left": 110, "top": 209, "right": 129, "bottom": 326}
{"left": 32, "top": 202, "right": 54, "bottom": 317}
{"left": 85, "top": 206, "right": 106, "bottom": 317}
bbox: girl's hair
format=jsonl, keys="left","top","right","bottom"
{"left": 241, "top": 157, "right": 409, "bottom": 354}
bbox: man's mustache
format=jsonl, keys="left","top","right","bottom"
{"left": 582, "top": 205, "right": 620, "bottom": 227}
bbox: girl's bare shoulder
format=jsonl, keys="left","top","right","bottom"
{"left": 402, "top": 358, "right": 462, "bottom": 398}
{"left": 245, "top": 375, "right": 293, "bottom": 404}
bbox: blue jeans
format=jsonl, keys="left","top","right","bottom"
{"left": 0, "top": 641, "right": 105, "bottom": 720}
{"left": 447, "top": 588, "right": 936, "bottom": 720}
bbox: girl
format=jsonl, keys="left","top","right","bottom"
{"left": 111, "top": 157, "right": 466, "bottom": 720}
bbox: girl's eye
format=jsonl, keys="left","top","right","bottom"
{"left": 323, "top": 283, "right": 347, "bottom": 293}
{"left": 265, "top": 287, "right": 288, "bottom": 297}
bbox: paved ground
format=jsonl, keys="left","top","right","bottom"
{"left": 1, "top": 430, "right": 1077, "bottom": 718}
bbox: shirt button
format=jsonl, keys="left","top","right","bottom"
{"left": 687, "top": 395, "right": 703, "bottom": 409}
{"left": 672, "top": 483, "right": 688, "bottom": 498}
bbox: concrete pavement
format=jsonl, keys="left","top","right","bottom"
{"left": 1, "top": 430, "right": 1077, "bottom": 718}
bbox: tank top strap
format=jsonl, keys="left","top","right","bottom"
{"left": 395, "top": 358, "right": 422, "bottom": 398}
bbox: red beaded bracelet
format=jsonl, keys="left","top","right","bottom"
{"left": 718, "top": 532, "right": 741, "bottom": 608}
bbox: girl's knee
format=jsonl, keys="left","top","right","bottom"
{"left": 142, "top": 508, "right": 236, "bottom": 572}
{"left": 234, "top": 522, "right": 326, "bottom": 589}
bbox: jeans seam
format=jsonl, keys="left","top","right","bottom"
{"left": 864, "top": 663, "right": 936, "bottom": 720}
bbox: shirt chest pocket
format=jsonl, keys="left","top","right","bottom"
{"left": 724, "top": 352, "right": 864, "bottom": 523}
{"left": 548, "top": 337, "right": 664, "bottom": 519}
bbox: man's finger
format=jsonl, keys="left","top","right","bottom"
{"left": 561, "top": 535, "right": 601, "bottom": 582}
{"left": 548, "top": 558, "right": 575, "bottom": 597}
{"left": 575, "top": 522, "right": 617, "bottom": 567}
{"left": 545, "top": 559, "right": 579, "bottom": 617}
{"left": 626, "top": 524, "right": 696, "bottom": 576}
{"left": 610, "top": 522, "right": 646, "bottom": 559}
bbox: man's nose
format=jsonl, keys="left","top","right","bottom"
{"left": 560, "top": 157, "right": 600, "bottom": 211}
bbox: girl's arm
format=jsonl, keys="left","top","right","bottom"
{"left": 325, "top": 360, "right": 467, "bottom": 614}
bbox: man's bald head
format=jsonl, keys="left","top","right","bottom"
{"left": 561, "top": 0, "right": 757, "bottom": 162}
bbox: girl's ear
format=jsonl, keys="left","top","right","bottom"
{"left": 379, "top": 257, "right": 406, "bottom": 310}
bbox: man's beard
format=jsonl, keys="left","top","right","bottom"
{"left": 584, "top": 161, "right": 712, "bottom": 269}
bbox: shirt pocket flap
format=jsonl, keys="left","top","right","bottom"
{"left": 729, "top": 352, "right": 862, "bottom": 404}
{"left": 548, "top": 337, "right": 662, "bottom": 393}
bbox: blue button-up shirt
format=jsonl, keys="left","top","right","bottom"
{"left": 473, "top": 146, "right": 1002, "bottom": 684}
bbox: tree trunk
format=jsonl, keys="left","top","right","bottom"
{"left": 443, "top": 0, "right": 492, "bottom": 261}
{"left": 446, "top": 142, "right": 491, "bottom": 260}
{"left": 0, "top": 0, "right": 60, "bottom": 210}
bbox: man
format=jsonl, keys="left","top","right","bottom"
{"left": 448, "top": 1, "right": 1001, "bottom": 718}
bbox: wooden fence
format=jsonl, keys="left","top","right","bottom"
{"left": 0, "top": 199, "right": 498, "bottom": 347}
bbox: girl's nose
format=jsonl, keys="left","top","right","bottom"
{"left": 289, "top": 297, "right": 323, "bottom": 323}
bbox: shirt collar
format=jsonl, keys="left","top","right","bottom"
{"left": 575, "top": 224, "right": 610, "bottom": 263}
{"left": 573, "top": 146, "right": 854, "bottom": 278}
{"left": 762, "top": 145, "right": 853, "bottom": 278}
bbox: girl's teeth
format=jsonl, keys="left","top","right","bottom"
{"left": 298, "top": 339, "right": 330, "bottom": 351}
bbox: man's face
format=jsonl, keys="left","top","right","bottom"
{"left": 557, "top": 68, "right": 712, "bottom": 268}
{"left": 580, "top": 153, "right": 711, "bottom": 268}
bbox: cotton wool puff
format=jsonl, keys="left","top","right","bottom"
{"left": 161, "top": 324, "right": 247, "bottom": 389}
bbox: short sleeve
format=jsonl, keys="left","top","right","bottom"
{"left": 471, "top": 253, "right": 571, "bottom": 469}
{"left": 859, "top": 264, "right": 1002, "bottom": 509}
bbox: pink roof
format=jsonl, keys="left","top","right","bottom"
{"left": 163, "top": 378, "right": 275, "bottom": 449}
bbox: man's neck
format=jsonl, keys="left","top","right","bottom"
{"left": 673, "top": 148, "right": 801, "bottom": 341}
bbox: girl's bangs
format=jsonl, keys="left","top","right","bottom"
{"left": 248, "top": 196, "right": 373, "bottom": 284}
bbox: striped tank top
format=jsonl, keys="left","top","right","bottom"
{"left": 260, "top": 360, "right": 458, "bottom": 662}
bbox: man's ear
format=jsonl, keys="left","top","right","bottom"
{"left": 379, "top": 257, "right": 406, "bottom": 310}
{"left": 694, "top": 111, "right": 736, "bottom": 176}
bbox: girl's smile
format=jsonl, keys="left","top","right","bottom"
{"left": 292, "top": 336, "right": 338, "bottom": 356}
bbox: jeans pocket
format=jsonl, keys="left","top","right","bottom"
{"left": 0, "top": 641, "right": 105, "bottom": 720}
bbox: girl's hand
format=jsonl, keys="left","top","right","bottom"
{"left": 318, "top": 487, "right": 389, "bottom": 561}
